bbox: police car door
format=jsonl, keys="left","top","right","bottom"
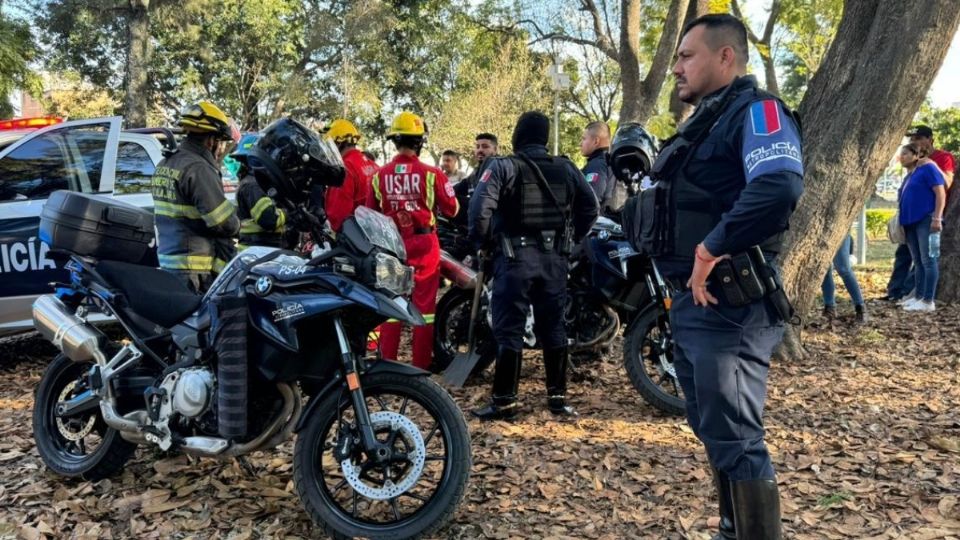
{"left": 0, "top": 117, "right": 122, "bottom": 333}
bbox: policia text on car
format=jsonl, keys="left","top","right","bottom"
{"left": 468, "top": 111, "right": 599, "bottom": 420}
{"left": 626, "top": 15, "right": 804, "bottom": 540}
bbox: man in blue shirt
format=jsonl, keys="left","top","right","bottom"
{"left": 645, "top": 14, "right": 804, "bottom": 540}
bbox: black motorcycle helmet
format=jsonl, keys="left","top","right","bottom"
{"left": 247, "top": 118, "right": 345, "bottom": 204}
{"left": 608, "top": 123, "right": 658, "bottom": 182}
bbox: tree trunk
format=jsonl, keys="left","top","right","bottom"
{"left": 760, "top": 50, "right": 779, "bottom": 96}
{"left": 776, "top": 0, "right": 960, "bottom": 360}
{"left": 619, "top": 0, "right": 690, "bottom": 123}
{"left": 669, "top": 0, "right": 709, "bottom": 124}
{"left": 936, "top": 188, "right": 960, "bottom": 299}
{"left": 123, "top": 0, "right": 152, "bottom": 128}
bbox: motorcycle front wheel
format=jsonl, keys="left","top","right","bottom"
{"left": 623, "top": 307, "right": 686, "bottom": 416}
{"left": 293, "top": 372, "right": 472, "bottom": 540}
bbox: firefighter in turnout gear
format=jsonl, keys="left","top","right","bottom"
{"left": 324, "top": 119, "right": 378, "bottom": 233}
{"left": 468, "top": 111, "right": 599, "bottom": 420}
{"left": 366, "top": 111, "right": 459, "bottom": 369}
{"left": 233, "top": 137, "right": 289, "bottom": 250}
{"left": 151, "top": 101, "right": 240, "bottom": 293}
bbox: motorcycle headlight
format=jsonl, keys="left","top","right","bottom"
{"left": 374, "top": 252, "right": 414, "bottom": 297}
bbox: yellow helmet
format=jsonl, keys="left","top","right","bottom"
{"left": 177, "top": 101, "right": 234, "bottom": 141}
{"left": 387, "top": 111, "right": 426, "bottom": 138}
{"left": 326, "top": 119, "right": 361, "bottom": 145}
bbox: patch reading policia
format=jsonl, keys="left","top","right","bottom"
{"left": 742, "top": 99, "right": 803, "bottom": 184}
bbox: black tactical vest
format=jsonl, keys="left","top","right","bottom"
{"left": 636, "top": 81, "right": 799, "bottom": 260}
{"left": 502, "top": 153, "right": 574, "bottom": 236}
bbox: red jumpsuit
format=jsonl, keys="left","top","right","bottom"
{"left": 326, "top": 148, "right": 377, "bottom": 232}
{"left": 366, "top": 153, "right": 459, "bottom": 369}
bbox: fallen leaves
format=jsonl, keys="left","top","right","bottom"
{"left": 1, "top": 275, "right": 959, "bottom": 538}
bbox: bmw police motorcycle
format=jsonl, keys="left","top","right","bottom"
{"left": 30, "top": 119, "right": 471, "bottom": 540}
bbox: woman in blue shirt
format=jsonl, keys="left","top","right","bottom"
{"left": 898, "top": 143, "right": 946, "bottom": 312}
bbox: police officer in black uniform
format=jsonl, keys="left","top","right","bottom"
{"left": 468, "top": 111, "right": 598, "bottom": 420}
{"left": 638, "top": 15, "right": 803, "bottom": 540}
{"left": 579, "top": 121, "right": 616, "bottom": 212}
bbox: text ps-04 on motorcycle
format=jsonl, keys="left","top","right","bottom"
{"left": 30, "top": 191, "right": 471, "bottom": 540}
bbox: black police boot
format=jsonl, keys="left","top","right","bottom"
{"left": 544, "top": 347, "right": 577, "bottom": 416}
{"left": 710, "top": 466, "right": 736, "bottom": 540}
{"left": 855, "top": 304, "right": 869, "bottom": 324}
{"left": 471, "top": 348, "right": 522, "bottom": 421}
{"left": 731, "top": 478, "right": 782, "bottom": 540}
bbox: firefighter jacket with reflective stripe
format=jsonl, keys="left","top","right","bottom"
{"left": 365, "top": 154, "right": 459, "bottom": 237}
{"left": 151, "top": 138, "right": 240, "bottom": 273}
{"left": 326, "top": 148, "right": 377, "bottom": 232}
{"left": 236, "top": 174, "right": 286, "bottom": 248}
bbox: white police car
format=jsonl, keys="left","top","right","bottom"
{"left": 0, "top": 117, "right": 168, "bottom": 336}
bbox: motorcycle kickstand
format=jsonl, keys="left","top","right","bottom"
{"left": 234, "top": 455, "right": 258, "bottom": 477}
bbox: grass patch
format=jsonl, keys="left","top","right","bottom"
{"left": 817, "top": 491, "right": 854, "bottom": 508}
{"left": 857, "top": 329, "right": 885, "bottom": 344}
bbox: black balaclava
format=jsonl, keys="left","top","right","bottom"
{"left": 511, "top": 111, "right": 550, "bottom": 149}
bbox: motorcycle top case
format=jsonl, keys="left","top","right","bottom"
{"left": 39, "top": 190, "right": 155, "bottom": 263}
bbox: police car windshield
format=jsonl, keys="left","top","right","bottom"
{"left": 353, "top": 206, "right": 407, "bottom": 260}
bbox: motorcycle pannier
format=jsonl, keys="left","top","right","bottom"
{"left": 40, "top": 190, "right": 155, "bottom": 263}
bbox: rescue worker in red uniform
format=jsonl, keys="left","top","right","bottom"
{"left": 366, "top": 111, "right": 459, "bottom": 369}
{"left": 324, "top": 119, "right": 378, "bottom": 233}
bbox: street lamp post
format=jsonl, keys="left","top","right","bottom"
{"left": 548, "top": 62, "right": 571, "bottom": 155}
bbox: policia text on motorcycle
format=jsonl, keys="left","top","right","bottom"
{"left": 635, "top": 14, "right": 803, "bottom": 540}
{"left": 468, "top": 111, "right": 599, "bottom": 420}
{"left": 151, "top": 101, "right": 241, "bottom": 293}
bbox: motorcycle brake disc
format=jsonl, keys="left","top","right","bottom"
{"left": 339, "top": 411, "right": 427, "bottom": 501}
{"left": 56, "top": 381, "right": 97, "bottom": 442}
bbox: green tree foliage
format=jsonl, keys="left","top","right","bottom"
{"left": 0, "top": 8, "right": 42, "bottom": 118}
{"left": 777, "top": 0, "right": 843, "bottom": 107}
{"left": 917, "top": 104, "right": 960, "bottom": 155}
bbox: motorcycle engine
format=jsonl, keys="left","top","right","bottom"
{"left": 170, "top": 368, "right": 215, "bottom": 419}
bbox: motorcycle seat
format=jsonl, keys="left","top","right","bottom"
{"left": 95, "top": 260, "right": 202, "bottom": 328}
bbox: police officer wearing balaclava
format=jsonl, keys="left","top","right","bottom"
{"left": 468, "top": 111, "right": 598, "bottom": 420}
{"left": 638, "top": 14, "right": 804, "bottom": 540}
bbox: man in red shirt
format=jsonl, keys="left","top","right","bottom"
{"left": 367, "top": 111, "right": 459, "bottom": 369}
{"left": 324, "top": 119, "right": 378, "bottom": 232}
{"left": 909, "top": 125, "right": 955, "bottom": 190}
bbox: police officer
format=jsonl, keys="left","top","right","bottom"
{"left": 234, "top": 137, "right": 289, "bottom": 250}
{"left": 579, "top": 121, "right": 616, "bottom": 212}
{"left": 469, "top": 111, "right": 598, "bottom": 420}
{"left": 453, "top": 132, "right": 499, "bottom": 230}
{"left": 152, "top": 101, "right": 241, "bottom": 293}
{"left": 642, "top": 15, "right": 803, "bottom": 539}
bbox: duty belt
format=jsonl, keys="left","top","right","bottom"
{"left": 413, "top": 226, "right": 436, "bottom": 235}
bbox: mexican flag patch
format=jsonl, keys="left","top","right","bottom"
{"left": 395, "top": 164, "right": 410, "bottom": 173}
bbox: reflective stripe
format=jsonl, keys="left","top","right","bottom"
{"left": 275, "top": 208, "right": 286, "bottom": 230}
{"left": 213, "top": 258, "right": 227, "bottom": 273}
{"left": 158, "top": 254, "right": 215, "bottom": 271}
{"left": 422, "top": 313, "right": 435, "bottom": 324}
{"left": 154, "top": 200, "right": 202, "bottom": 219}
{"left": 426, "top": 171, "right": 437, "bottom": 227}
{"left": 372, "top": 173, "right": 382, "bottom": 204}
{"left": 385, "top": 318, "right": 401, "bottom": 324}
{"left": 250, "top": 197, "right": 274, "bottom": 221}
{"left": 203, "top": 199, "right": 235, "bottom": 227}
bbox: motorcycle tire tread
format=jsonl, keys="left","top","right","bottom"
{"left": 622, "top": 308, "right": 686, "bottom": 417}
{"left": 293, "top": 372, "right": 472, "bottom": 540}
{"left": 33, "top": 354, "right": 138, "bottom": 481}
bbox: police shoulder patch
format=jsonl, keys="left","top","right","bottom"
{"left": 586, "top": 172, "right": 599, "bottom": 183}
{"left": 750, "top": 100, "right": 782, "bottom": 136}
{"left": 480, "top": 169, "right": 492, "bottom": 183}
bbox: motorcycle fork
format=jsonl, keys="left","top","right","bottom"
{"left": 333, "top": 317, "right": 387, "bottom": 459}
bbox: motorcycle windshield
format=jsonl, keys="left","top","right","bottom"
{"left": 353, "top": 207, "right": 407, "bottom": 260}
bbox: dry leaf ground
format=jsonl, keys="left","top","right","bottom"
{"left": 1, "top": 268, "right": 958, "bottom": 539}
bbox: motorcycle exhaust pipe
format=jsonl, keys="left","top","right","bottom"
{"left": 32, "top": 295, "right": 104, "bottom": 363}
{"left": 440, "top": 251, "right": 477, "bottom": 289}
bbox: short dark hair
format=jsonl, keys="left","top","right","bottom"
{"left": 476, "top": 132, "right": 498, "bottom": 146}
{"left": 682, "top": 13, "right": 749, "bottom": 66}
{"left": 903, "top": 143, "right": 928, "bottom": 158}
{"left": 585, "top": 121, "right": 610, "bottom": 138}
{"left": 442, "top": 149, "right": 459, "bottom": 158}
